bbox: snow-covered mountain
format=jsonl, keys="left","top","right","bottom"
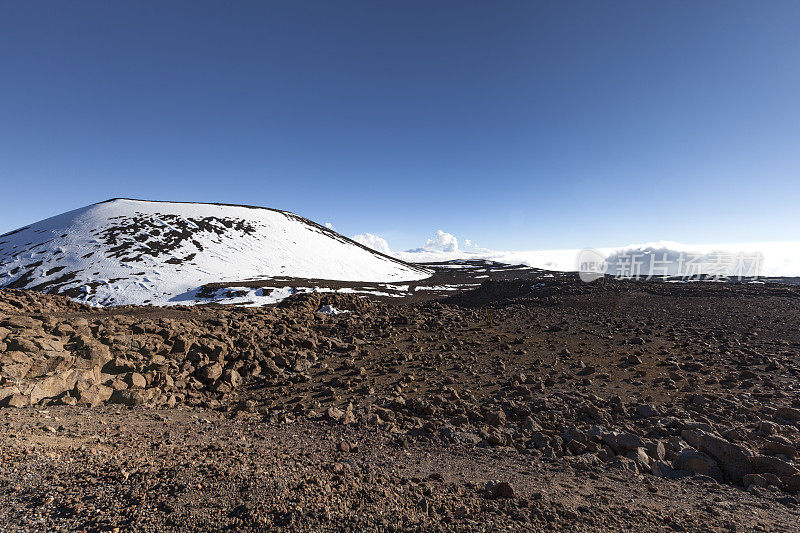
{"left": 0, "top": 199, "right": 432, "bottom": 306}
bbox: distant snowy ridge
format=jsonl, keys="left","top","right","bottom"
{"left": 0, "top": 198, "right": 431, "bottom": 306}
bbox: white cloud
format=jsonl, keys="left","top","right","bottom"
{"left": 351, "top": 233, "right": 392, "bottom": 255}
{"left": 349, "top": 226, "right": 800, "bottom": 277}
{"left": 422, "top": 229, "right": 458, "bottom": 252}
{"left": 393, "top": 233, "right": 800, "bottom": 277}
{"left": 324, "top": 222, "right": 334, "bottom": 230}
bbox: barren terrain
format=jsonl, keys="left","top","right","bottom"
{"left": 2, "top": 272, "right": 800, "bottom": 531}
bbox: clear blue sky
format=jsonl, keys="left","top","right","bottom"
{"left": 1, "top": 1, "right": 799, "bottom": 251}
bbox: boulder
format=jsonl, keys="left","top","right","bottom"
{"left": 222, "top": 369, "right": 242, "bottom": 388}
{"left": 674, "top": 450, "right": 723, "bottom": 482}
{"left": 293, "top": 357, "right": 311, "bottom": 373}
{"left": 743, "top": 473, "right": 769, "bottom": 488}
{"left": 617, "top": 433, "right": 645, "bottom": 451}
{"left": 76, "top": 342, "right": 112, "bottom": 369}
{"left": 680, "top": 429, "right": 701, "bottom": 449}
{"left": 171, "top": 335, "right": 194, "bottom": 355}
{"left": 698, "top": 432, "right": 752, "bottom": 485}
{"left": 776, "top": 406, "right": 800, "bottom": 422}
{"left": 79, "top": 384, "right": 113, "bottom": 407}
{"left": 758, "top": 420, "right": 779, "bottom": 436}
{"left": 104, "top": 356, "right": 137, "bottom": 374}
{"left": 70, "top": 318, "right": 89, "bottom": 329}
{"left": 749, "top": 455, "right": 799, "bottom": 480}
{"left": 325, "top": 406, "right": 345, "bottom": 422}
{"left": 492, "top": 482, "right": 515, "bottom": 499}
{"left": 486, "top": 409, "right": 507, "bottom": 427}
{"left": 787, "top": 473, "right": 800, "bottom": 493}
{"left": 200, "top": 362, "right": 223, "bottom": 382}
{"left": 762, "top": 440, "right": 797, "bottom": 458}
{"left": 610, "top": 456, "right": 641, "bottom": 474}
{"left": 601, "top": 432, "right": 621, "bottom": 454}
{"left": 5, "top": 336, "right": 38, "bottom": 353}
{"left": 626, "top": 447, "right": 651, "bottom": 469}
{"left": 74, "top": 367, "right": 102, "bottom": 393}
{"left": 0, "top": 385, "right": 21, "bottom": 404}
{"left": 261, "top": 358, "right": 282, "bottom": 376}
{"left": 0, "top": 316, "right": 42, "bottom": 330}
{"left": 28, "top": 371, "right": 78, "bottom": 404}
{"left": 635, "top": 404, "right": 658, "bottom": 418}
{"left": 110, "top": 389, "right": 145, "bottom": 406}
{"left": 646, "top": 440, "right": 666, "bottom": 461}
{"left": 6, "top": 393, "right": 29, "bottom": 408}
{"left": 0, "top": 352, "right": 32, "bottom": 380}
{"left": 34, "top": 352, "right": 76, "bottom": 376}
{"left": 651, "top": 461, "right": 675, "bottom": 478}
{"left": 125, "top": 372, "right": 147, "bottom": 389}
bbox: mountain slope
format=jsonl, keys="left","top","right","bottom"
{"left": 0, "top": 198, "right": 431, "bottom": 306}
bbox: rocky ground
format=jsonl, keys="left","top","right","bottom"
{"left": 1, "top": 275, "right": 800, "bottom": 531}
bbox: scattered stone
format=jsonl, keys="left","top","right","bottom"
{"left": 635, "top": 404, "right": 658, "bottom": 418}
{"left": 492, "top": 482, "right": 515, "bottom": 499}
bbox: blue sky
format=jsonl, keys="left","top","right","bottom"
{"left": 1, "top": 1, "right": 799, "bottom": 251}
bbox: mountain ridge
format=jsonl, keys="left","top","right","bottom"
{"left": 0, "top": 198, "right": 431, "bottom": 306}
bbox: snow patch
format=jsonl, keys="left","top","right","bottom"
{"left": 317, "top": 304, "right": 349, "bottom": 315}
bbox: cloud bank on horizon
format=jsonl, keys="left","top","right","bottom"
{"left": 351, "top": 229, "right": 800, "bottom": 278}
{"left": 351, "top": 233, "right": 392, "bottom": 255}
